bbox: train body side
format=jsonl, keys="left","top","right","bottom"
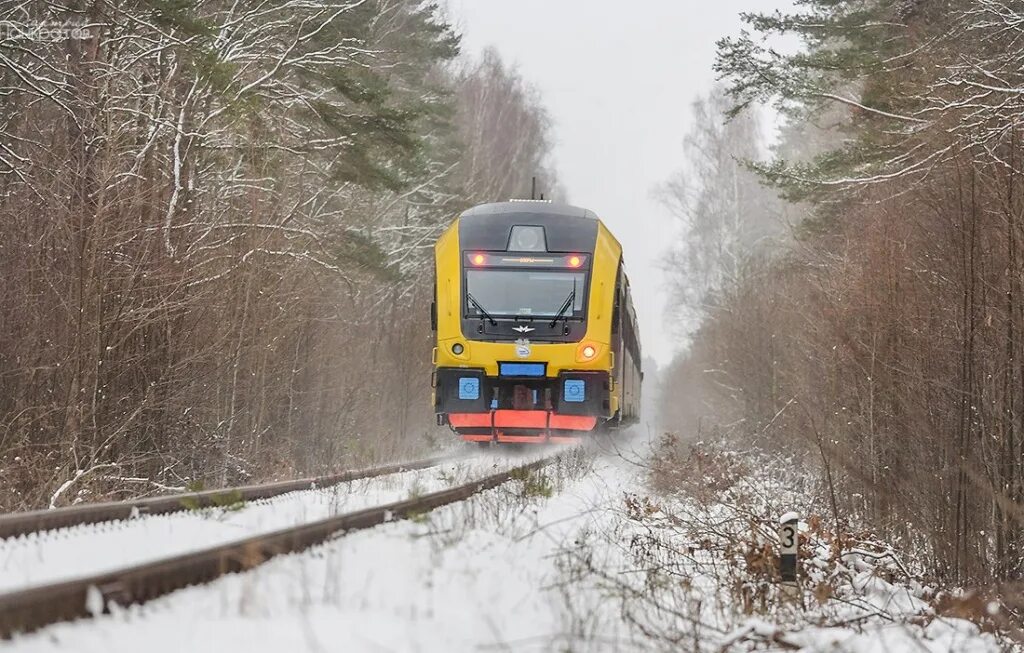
{"left": 431, "top": 201, "right": 641, "bottom": 444}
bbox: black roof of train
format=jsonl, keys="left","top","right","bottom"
{"left": 460, "top": 201, "right": 598, "bottom": 220}
{"left": 458, "top": 201, "right": 600, "bottom": 253}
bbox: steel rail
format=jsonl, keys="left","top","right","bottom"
{"left": 0, "top": 455, "right": 553, "bottom": 639}
{"left": 0, "top": 455, "right": 453, "bottom": 540}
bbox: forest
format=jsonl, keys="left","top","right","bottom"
{"left": 3, "top": 1, "right": 1024, "bottom": 649}
{"left": 659, "top": 0, "right": 1024, "bottom": 585}
{"left": 4, "top": 0, "right": 1023, "bottom": 594}
{"left": 0, "top": 1, "right": 558, "bottom": 509}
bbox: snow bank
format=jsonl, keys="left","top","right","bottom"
{"left": 0, "top": 453, "right": 525, "bottom": 594}
{"left": 2, "top": 438, "right": 1018, "bottom": 653}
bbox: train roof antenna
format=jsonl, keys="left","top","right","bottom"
{"left": 531, "top": 176, "right": 537, "bottom": 200}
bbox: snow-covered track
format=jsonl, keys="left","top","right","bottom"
{"left": 0, "top": 454, "right": 555, "bottom": 638}
{"left": 0, "top": 456, "right": 452, "bottom": 540}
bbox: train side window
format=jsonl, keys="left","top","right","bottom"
{"left": 430, "top": 280, "right": 437, "bottom": 331}
{"left": 612, "top": 266, "right": 623, "bottom": 334}
{"left": 622, "top": 283, "right": 639, "bottom": 361}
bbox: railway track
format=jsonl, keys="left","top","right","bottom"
{"left": 0, "top": 455, "right": 452, "bottom": 540}
{"left": 0, "top": 454, "right": 556, "bottom": 638}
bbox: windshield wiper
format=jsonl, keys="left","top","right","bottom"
{"left": 466, "top": 292, "right": 497, "bottom": 326}
{"left": 548, "top": 281, "right": 577, "bottom": 328}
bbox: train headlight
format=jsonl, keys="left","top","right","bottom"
{"left": 577, "top": 343, "right": 598, "bottom": 362}
{"left": 452, "top": 342, "right": 465, "bottom": 355}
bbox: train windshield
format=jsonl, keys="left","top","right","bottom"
{"left": 465, "top": 269, "right": 586, "bottom": 318}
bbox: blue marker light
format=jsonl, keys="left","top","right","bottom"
{"left": 458, "top": 377, "right": 480, "bottom": 400}
{"left": 564, "top": 379, "right": 585, "bottom": 403}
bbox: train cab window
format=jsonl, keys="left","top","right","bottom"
{"left": 465, "top": 269, "right": 585, "bottom": 317}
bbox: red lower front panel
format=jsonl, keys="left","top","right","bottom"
{"left": 549, "top": 413, "right": 599, "bottom": 431}
{"left": 493, "top": 409, "right": 548, "bottom": 429}
{"left": 448, "top": 410, "right": 598, "bottom": 443}
{"left": 448, "top": 413, "right": 492, "bottom": 429}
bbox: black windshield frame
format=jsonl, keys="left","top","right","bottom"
{"left": 462, "top": 267, "right": 590, "bottom": 320}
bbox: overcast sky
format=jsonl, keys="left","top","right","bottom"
{"left": 448, "top": 1, "right": 788, "bottom": 367}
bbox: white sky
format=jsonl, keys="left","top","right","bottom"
{"left": 449, "top": 0, "right": 788, "bottom": 366}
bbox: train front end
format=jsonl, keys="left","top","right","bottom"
{"left": 431, "top": 201, "right": 623, "bottom": 444}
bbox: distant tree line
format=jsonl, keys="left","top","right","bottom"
{"left": 661, "top": 0, "right": 1024, "bottom": 583}
{"left": 0, "top": 1, "right": 558, "bottom": 509}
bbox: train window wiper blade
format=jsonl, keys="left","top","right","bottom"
{"left": 548, "top": 282, "right": 576, "bottom": 328}
{"left": 466, "top": 292, "right": 497, "bottom": 326}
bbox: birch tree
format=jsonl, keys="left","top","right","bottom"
{"left": 657, "top": 86, "right": 778, "bottom": 340}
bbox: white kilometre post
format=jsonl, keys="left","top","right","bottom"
{"left": 778, "top": 511, "right": 799, "bottom": 602}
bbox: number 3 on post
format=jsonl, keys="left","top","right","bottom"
{"left": 778, "top": 512, "right": 798, "bottom": 584}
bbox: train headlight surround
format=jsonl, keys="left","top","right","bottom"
{"left": 577, "top": 343, "right": 598, "bottom": 362}
{"left": 452, "top": 342, "right": 465, "bottom": 355}
{"left": 508, "top": 225, "right": 546, "bottom": 252}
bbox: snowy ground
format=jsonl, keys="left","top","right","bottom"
{"left": 0, "top": 452, "right": 537, "bottom": 594}
{"left": 1, "top": 433, "right": 1020, "bottom": 652}
{"left": 3, "top": 441, "right": 641, "bottom": 651}
{"left": 571, "top": 440, "right": 1023, "bottom": 652}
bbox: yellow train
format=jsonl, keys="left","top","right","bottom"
{"left": 431, "top": 201, "right": 641, "bottom": 444}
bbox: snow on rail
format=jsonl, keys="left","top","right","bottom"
{"left": 0, "top": 456, "right": 451, "bottom": 539}
{"left": 1, "top": 437, "right": 1014, "bottom": 653}
{"left": 0, "top": 446, "right": 607, "bottom": 650}
{"left": 0, "top": 450, "right": 560, "bottom": 639}
{"left": 0, "top": 453, "right": 524, "bottom": 596}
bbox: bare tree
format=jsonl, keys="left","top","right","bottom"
{"left": 0, "top": 2, "right": 560, "bottom": 509}
{"left": 662, "top": 0, "right": 1024, "bottom": 584}
{"left": 657, "top": 86, "right": 782, "bottom": 343}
